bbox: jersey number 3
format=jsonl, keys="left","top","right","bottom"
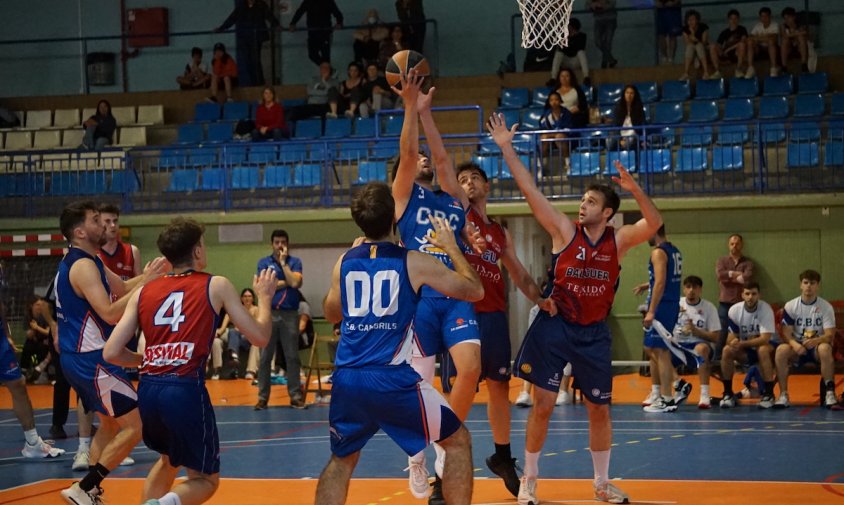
{"left": 154, "top": 292, "right": 186, "bottom": 332}
{"left": 346, "top": 270, "right": 399, "bottom": 317}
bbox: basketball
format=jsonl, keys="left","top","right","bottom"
{"left": 385, "top": 49, "right": 430, "bottom": 89}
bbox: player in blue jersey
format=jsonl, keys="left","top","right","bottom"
{"left": 316, "top": 178, "right": 482, "bottom": 505}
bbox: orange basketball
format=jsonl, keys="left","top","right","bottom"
{"left": 385, "top": 50, "right": 430, "bottom": 89}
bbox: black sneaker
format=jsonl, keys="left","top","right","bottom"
{"left": 674, "top": 379, "right": 693, "bottom": 406}
{"left": 254, "top": 399, "right": 268, "bottom": 410}
{"left": 485, "top": 453, "right": 520, "bottom": 497}
{"left": 290, "top": 396, "right": 307, "bottom": 410}
{"left": 428, "top": 475, "right": 445, "bottom": 505}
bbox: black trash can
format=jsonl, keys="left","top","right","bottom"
{"left": 86, "top": 52, "right": 116, "bottom": 86}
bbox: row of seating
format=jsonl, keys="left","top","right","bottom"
{"left": 0, "top": 169, "right": 137, "bottom": 197}
{"left": 158, "top": 140, "right": 400, "bottom": 167}
{"left": 175, "top": 115, "right": 399, "bottom": 144}
{"left": 5, "top": 105, "right": 164, "bottom": 131}
{"left": 0, "top": 151, "right": 127, "bottom": 172}
{"left": 192, "top": 99, "right": 306, "bottom": 123}
{"left": 0, "top": 127, "right": 148, "bottom": 151}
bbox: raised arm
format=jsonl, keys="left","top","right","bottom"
{"left": 417, "top": 87, "right": 470, "bottom": 209}
{"left": 391, "top": 71, "right": 425, "bottom": 219}
{"left": 214, "top": 269, "right": 277, "bottom": 348}
{"left": 612, "top": 161, "right": 663, "bottom": 257}
{"left": 409, "top": 217, "right": 483, "bottom": 302}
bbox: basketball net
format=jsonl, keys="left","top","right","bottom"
{"left": 517, "top": 0, "right": 574, "bottom": 50}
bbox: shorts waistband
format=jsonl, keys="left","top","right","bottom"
{"left": 140, "top": 373, "right": 204, "bottom": 385}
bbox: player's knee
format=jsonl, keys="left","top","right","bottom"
{"left": 441, "top": 424, "right": 471, "bottom": 452}
{"left": 817, "top": 342, "right": 832, "bottom": 357}
{"left": 532, "top": 392, "right": 556, "bottom": 418}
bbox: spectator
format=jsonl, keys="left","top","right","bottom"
{"left": 537, "top": 91, "right": 573, "bottom": 160}
{"left": 395, "top": 0, "right": 426, "bottom": 52}
{"left": 176, "top": 47, "right": 211, "bottom": 90}
{"left": 746, "top": 6, "right": 780, "bottom": 78}
{"left": 680, "top": 10, "right": 712, "bottom": 80}
{"left": 297, "top": 296, "right": 315, "bottom": 350}
{"left": 328, "top": 62, "right": 366, "bottom": 118}
{"left": 588, "top": 0, "right": 618, "bottom": 69}
{"left": 80, "top": 100, "right": 116, "bottom": 150}
{"left": 672, "top": 276, "right": 721, "bottom": 409}
{"left": 353, "top": 8, "right": 390, "bottom": 67}
{"left": 779, "top": 7, "right": 809, "bottom": 73}
{"left": 610, "top": 85, "right": 645, "bottom": 150}
{"left": 709, "top": 9, "right": 748, "bottom": 79}
{"left": 656, "top": 0, "right": 683, "bottom": 65}
{"left": 252, "top": 86, "right": 289, "bottom": 141}
{"left": 209, "top": 308, "right": 230, "bottom": 380}
{"left": 210, "top": 42, "right": 238, "bottom": 103}
{"left": 21, "top": 298, "right": 51, "bottom": 384}
{"left": 552, "top": 67, "right": 588, "bottom": 129}
{"left": 360, "top": 63, "right": 397, "bottom": 117}
{"left": 715, "top": 234, "right": 754, "bottom": 357}
{"left": 287, "top": 61, "right": 339, "bottom": 121}
{"left": 215, "top": 0, "right": 279, "bottom": 86}
{"left": 378, "top": 24, "right": 407, "bottom": 71}
{"left": 226, "top": 288, "right": 262, "bottom": 380}
{"left": 289, "top": 0, "right": 344, "bottom": 67}
{"left": 550, "top": 18, "right": 590, "bottom": 87}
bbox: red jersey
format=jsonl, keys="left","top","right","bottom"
{"left": 464, "top": 208, "right": 507, "bottom": 313}
{"left": 138, "top": 271, "right": 220, "bottom": 377}
{"left": 99, "top": 241, "right": 136, "bottom": 280}
{"left": 550, "top": 223, "right": 620, "bottom": 325}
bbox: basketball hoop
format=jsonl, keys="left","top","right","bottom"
{"left": 517, "top": 0, "right": 574, "bottom": 50}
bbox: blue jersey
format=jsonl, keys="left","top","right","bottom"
{"left": 396, "top": 183, "right": 466, "bottom": 298}
{"left": 647, "top": 242, "right": 682, "bottom": 307}
{"left": 335, "top": 242, "right": 419, "bottom": 368}
{"left": 55, "top": 247, "right": 114, "bottom": 354}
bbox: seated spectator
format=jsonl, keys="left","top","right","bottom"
{"left": 210, "top": 42, "right": 238, "bottom": 102}
{"left": 209, "top": 308, "right": 230, "bottom": 380}
{"left": 287, "top": 61, "right": 339, "bottom": 121}
{"left": 709, "top": 9, "right": 748, "bottom": 79}
{"left": 610, "top": 85, "right": 645, "bottom": 150}
{"left": 226, "top": 288, "right": 261, "bottom": 380}
{"left": 21, "top": 298, "right": 51, "bottom": 384}
{"left": 353, "top": 8, "right": 389, "bottom": 67}
{"left": 359, "top": 63, "right": 397, "bottom": 117}
{"left": 779, "top": 7, "right": 809, "bottom": 73}
{"left": 550, "top": 18, "right": 590, "bottom": 87}
{"left": 377, "top": 24, "right": 407, "bottom": 70}
{"left": 746, "top": 7, "right": 780, "bottom": 78}
{"left": 328, "top": 62, "right": 366, "bottom": 118}
{"left": 680, "top": 10, "right": 712, "bottom": 80}
{"left": 298, "top": 296, "right": 315, "bottom": 350}
{"left": 176, "top": 47, "right": 211, "bottom": 90}
{"left": 537, "top": 91, "right": 574, "bottom": 162}
{"left": 552, "top": 67, "right": 588, "bottom": 129}
{"left": 252, "top": 86, "right": 289, "bottom": 141}
{"left": 656, "top": 0, "right": 683, "bottom": 65}
{"left": 80, "top": 99, "right": 116, "bottom": 150}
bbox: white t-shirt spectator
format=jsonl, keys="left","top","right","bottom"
{"left": 781, "top": 296, "right": 836, "bottom": 343}
{"left": 751, "top": 21, "right": 780, "bottom": 37}
{"left": 674, "top": 297, "right": 721, "bottom": 344}
{"left": 728, "top": 300, "right": 776, "bottom": 341}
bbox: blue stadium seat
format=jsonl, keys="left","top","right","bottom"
{"left": 695, "top": 79, "right": 725, "bottom": 100}
{"left": 569, "top": 151, "right": 601, "bottom": 176}
{"left": 471, "top": 155, "right": 501, "bottom": 179}
{"left": 520, "top": 108, "right": 544, "bottom": 130}
{"left": 194, "top": 102, "right": 221, "bottom": 122}
{"left": 324, "top": 117, "right": 353, "bottom": 138}
{"left": 335, "top": 141, "right": 370, "bottom": 162}
{"left": 787, "top": 142, "right": 820, "bottom": 168}
{"left": 582, "top": 85, "right": 593, "bottom": 104}
{"left": 634, "top": 82, "right": 658, "bottom": 104}
{"left": 605, "top": 150, "right": 638, "bottom": 174}
{"left": 223, "top": 101, "right": 250, "bottom": 121}
{"left": 642, "top": 149, "right": 672, "bottom": 173}
{"left": 222, "top": 145, "right": 248, "bottom": 165}
{"left": 496, "top": 109, "right": 521, "bottom": 128}
{"left": 382, "top": 114, "right": 403, "bottom": 135}
{"left": 793, "top": 94, "right": 825, "bottom": 118}
{"left": 531, "top": 87, "right": 550, "bottom": 107}
{"left": 717, "top": 124, "right": 749, "bottom": 145}
{"left": 50, "top": 172, "right": 77, "bottom": 195}
{"left": 356, "top": 160, "right": 387, "bottom": 183}
{"left": 758, "top": 96, "right": 788, "bottom": 119}
{"left": 200, "top": 167, "right": 226, "bottom": 190}
{"left": 292, "top": 163, "right": 322, "bottom": 186}
{"left": 790, "top": 122, "right": 821, "bottom": 142}
{"left": 370, "top": 141, "right": 399, "bottom": 159}
{"left": 262, "top": 165, "right": 291, "bottom": 188}
{"left": 79, "top": 171, "right": 108, "bottom": 195}
{"left": 597, "top": 83, "right": 623, "bottom": 105}
{"left": 825, "top": 140, "right": 844, "bottom": 166}
{"left": 653, "top": 102, "right": 683, "bottom": 124}
{"left": 676, "top": 147, "right": 708, "bottom": 172}
{"left": 712, "top": 145, "right": 744, "bottom": 171}
{"left": 681, "top": 126, "right": 713, "bottom": 146}
{"left": 598, "top": 105, "right": 614, "bottom": 123}
{"left": 177, "top": 123, "right": 204, "bottom": 144}
{"left": 500, "top": 87, "right": 530, "bottom": 108}
{"left": 158, "top": 148, "right": 187, "bottom": 168}
{"left": 207, "top": 122, "right": 234, "bottom": 143}
{"left": 723, "top": 98, "right": 754, "bottom": 121}
{"left": 278, "top": 144, "right": 309, "bottom": 164}
{"left": 352, "top": 117, "right": 375, "bottom": 137}
{"left": 828, "top": 119, "right": 844, "bottom": 141}
{"left": 648, "top": 126, "right": 676, "bottom": 148}
{"left": 248, "top": 144, "right": 277, "bottom": 164}
{"left": 477, "top": 136, "right": 498, "bottom": 154}
{"left": 189, "top": 148, "right": 217, "bottom": 166}
{"left": 307, "top": 143, "right": 330, "bottom": 162}
{"left": 728, "top": 77, "right": 759, "bottom": 98}
{"left": 798, "top": 72, "right": 828, "bottom": 94}
{"left": 109, "top": 170, "right": 140, "bottom": 193}
{"left": 830, "top": 93, "right": 844, "bottom": 116}
{"left": 763, "top": 75, "right": 794, "bottom": 96}
{"left": 688, "top": 100, "right": 719, "bottom": 122}
{"left": 166, "top": 169, "right": 199, "bottom": 191}
{"left": 231, "top": 166, "right": 259, "bottom": 189}
{"left": 294, "top": 118, "right": 322, "bottom": 138}
{"left": 761, "top": 124, "right": 787, "bottom": 143}
{"left": 282, "top": 98, "right": 306, "bottom": 108}
{"left": 662, "top": 80, "right": 691, "bottom": 101}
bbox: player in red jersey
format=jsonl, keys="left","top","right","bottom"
{"left": 104, "top": 218, "right": 277, "bottom": 505}
{"left": 487, "top": 113, "right": 662, "bottom": 505}
{"left": 98, "top": 203, "right": 141, "bottom": 281}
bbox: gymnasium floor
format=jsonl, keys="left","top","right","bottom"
{"left": 1, "top": 373, "right": 842, "bottom": 504}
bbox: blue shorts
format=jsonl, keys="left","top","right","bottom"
{"left": 61, "top": 351, "right": 138, "bottom": 417}
{"left": 413, "top": 296, "right": 479, "bottom": 357}
{"left": 643, "top": 304, "right": 680, "bottom": 350}
{"left": 138, "top": 375, "right": 220, "bottom": 475}
{"left": 671, "top": 341, "right": 714, "bottom": 368}
{"left": 0, "top": 336, "right": 22, "bottom": 383}
{"left": 792, "top": 346, "right": 820, "bottom": 367}
{"left": 514, "top": 311, "right": 612, "bottom": 404}
{"left": 328, "top": 365, "right": 462, "bottom": 458}
{"left": 442, "top": 311, "right": 510, "bottom": 393}
{"left": 657, "top": 8, "right": 683, "bottom": 36}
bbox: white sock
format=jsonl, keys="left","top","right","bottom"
{"left": 524, "top": 450, "right": 540, "bottom": 478}
{"left": 158, "top": 492, "right": 181, "bottom": 505}
{"left": 24, "top": 429, "right": 39, "bottom": 445}
{"left": 78, "top": 437, "right": 91, "bottom": 452}
{"left": 409, "top": 450, "right": 425, "bottom": 465}
{"left": 591, "top": 449, "right": 611, "bottom": 486}
{"left": 701, "top": 385, "right": 710, "bottom": 396}
{"left": 650, "top": 384, "right": 660, "bottom": 394}
{"left": 433, "top": 442, "right": 446, "bottom": 478}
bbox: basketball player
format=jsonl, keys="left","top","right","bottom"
{"left": 315, "top": 181, "right": 481, "bottom": 505}
{"left": 55, "top": 200, "right": 168, "bottom": 505}
{"left": 103, "top": 217, "right": 277, "bottom": 505}
{"left": 455, "top": 161, "right": 553, "bottom": 497}
{"left": 672, "top": 276, "right": 721, "bottom": 409}
{"left": 720, "top": 281, "right": 776, "bottom": 409}
{"left": 774, "top": 270, "right": 837, "bottom": 409}
{"left": 98, "top": 203, "right": 141, "bottom": 280}
{"left": 487, "top": 113, "right": 662, "bottom": 505}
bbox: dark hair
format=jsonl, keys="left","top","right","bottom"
{"left": 351, "top": 182, "right": 395, "bottom": 240}
{"left": 727, "top": 9, "right": 740, "bottom": 18}
{"left": 799, "top": 269, "right": 821, "bottom": 283}
{"left": 157, "top": 217, "right": 205, "bottom": 267}
{"left": 191, "top": 47, "right": 203, "bottom": 57}
{"left": 270, "top": 229, "right": 289, "bottom": 242}
{"left": 456, "top": 162, "right": 488, "bottom": 182}
{"left": 96, "top": 99, "right": 113, "bottom": 119}
{"left": 743, "top": 280, "right": 760, "bottom": 291}
{"left": 683, "top": 275, "right": 703, "bottom": 288}
{"left": 555, "top": 68, "right": 588, "bottom": 127}
{"left": 60, "top": 200, "right": 98, "bottom": 241}
{"left": 585, "top": 184, "right": 620, "bottom": 219}
{"left": 684, "top": 9, "right": 700, "bottom": 24}
{"left": 612, "top": 85, "right": 645, "bottom": 127}
{"left": 348, "top": 61, "right": 363, "bottom": 74}
{"left": 781, "top": 7, "right": 796, "bottom": 17}
{"left": 214, "top": 42, "right": 230, "bottom": 64}
{"left": 98, "top": 203, "right": 120, "bottom": 216}
{"left": 391, "top": 150, "right": 428, "bottom": 180}
{"left": 729, "top": 233, "right": 743, "bottom": 242}
{"left": 759, "top": 7, "right": 771, "bottom": 16}
{"left": 263, "top": 86, "right": 276, "bottom": 102}
{"left": 545, "top": 90, "right": 563, "bottom": 109}
{"left": 568, "top": 17, "right": 581, "bottom": 30}
{"left": 655, "top": 224, "right": 666, "bottom": 238}
{"left": 240, "top": 287, "right": 256, "bottom": 301}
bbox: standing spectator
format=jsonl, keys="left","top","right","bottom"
{"left": 353, "top": 8, "right": 389, "bottom": 67}
{"left": 656, "top": 0, "right": 683, "bottom": 65}
{"left": 254, "top": 229, "right": 305, "bottom": 410}
{"left": 21, "top": 298, "right": 51, "bottom": 384}
{"left": 680, "top": 10, "right": 712, "bottom": 80}
{"left": 610, "top": 85, "right": 645, "bottom": 150}
{"left": 210, "top": 42, "right": 238, "bottom": 103}
{"left": 395, "top": 0, "right": 426, "bottom": 52}
{"left": 709, "top": 9, "right": 748, "bottom": 79}
{"left": 287, "top": 61, "right": 339, "bottom": 121}
{"left": 252, "top": 86, "right": 289, "bottom": 141}
{"left": 359, "top": 63, "right": 397, "bottom": 117}
{"left": 779, "top": 7, "right": 809, "bottom": 73}
{"left": 327, "top": 62, "right": 366, "bottom": 118}
{"left": 215, "top": 0, "right": 280, "bottom": 86}
{"left": 378, "top": 24, "right": 407, "bottom": 71}
{"left": 289, "top": 0, "right": 344, "bottom": 67}
{"left": 550, "top": 18, "right": 590, "bottom": 87}
{"left": 80, "top": 100, "right": 116, "bottom": 150}
{"left": 715, "top": 233, "right": 754, "bottom": 357}
{"left": 176, "top": 47, "right": 211, "bottom": 90}
{"left": 588, "top": 0, "right": 618, "bottom": 69}
{"left": 746, "top": 7, "right": 780, "bottom": 78}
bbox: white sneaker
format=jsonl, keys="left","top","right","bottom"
{"left": 758, "top": 394, "right": 774, "bottom": 409}
{"left": 734, "top": 69, "right": 745, "bottom": 79}
{"left": 594, "top": 481, "right": 630, "bottom": 504}
{"left": 698, "top": 393, "right": 711, "bottom": 409}
{"left": 710, "top": 71, "right": 722, "bottom": 79}
{"left": 61, "top": 482, "right": 103, "bottom": 505}
{"left": 555, "top": 389, "right": 572, "bottom": 406}
{"left": 405, "top": 457, "right": 431, "bottom": 499}
{"left": 120, "top": 456, "right": 135, "bottom": 466}
{"left": 518, "top": 476, "right": 538, "bottom": 505}
{"left": 719, "top": 395, "right": 736, "bottom": 408}
{"left": 641, "top": 390, "right": 660, "bottom": 407}
{"left": 72, "top": 450, "right": 90, "bottom": 471}
{"left": 774, "top": 392, "right": 790, "bottom": 409}
{"left": 643, "top": 396, "right": 677, "bottom": 413}
{"left": 515, "top": 391, "right": 533, "bottom": 408}
{"left": 679, "top": 73, "right": 690, "bottom": 81}
{"left": 770, "top": 66, "right": 780, "bottom": 77}
{"left": 824, "top": 390, "right": 838, "bottom": 408}
{"left": 745, "top": 66, "right": 756, "bottom": 78}
{"left": 21, "top": 437, "right": 66, "bottom": 458}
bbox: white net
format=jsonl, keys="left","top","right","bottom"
{"left": 517, "top": 0, "right": 574, "bottom": 51}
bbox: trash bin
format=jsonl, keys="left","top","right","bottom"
{"left": 86, "top": 52, "right": 116, "bottom": 86}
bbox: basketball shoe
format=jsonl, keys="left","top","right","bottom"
{"left": 774, "top": 392, "right": 790, "bottom": 409}
{"left": 673, "top": 379, "right": 692, "bottom": 406}
{"left": 22, "top": 437, "right": 65, "bottom": 458}
{"left": 594, "top": 481, "right": 630, "bottom": 504}
{"left": 515, "top": 391, "right": 532, "bottom": 407}
{"left": 61, "top": 482, "right": 103, "bottom": 505}
{"left": 641, "top": 390, "right": 660, "bottom": 407}
{"left": 405, "top": 456, "right": 431, "bottom": 499}
{"left": 517, "top": 476, "right": 538, "bottom": 505}
{"left": 643, "top": 396, "right": 677, "bottom": 413}
{"left": 486, "top": 453, "right": 520, "bottom": 497}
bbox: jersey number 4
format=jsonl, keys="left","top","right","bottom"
{"left": 346, "top": 270, "right": 399, "bottom": 317}
{"left": 154, "top": 292, "right": 186, "bottom": 332}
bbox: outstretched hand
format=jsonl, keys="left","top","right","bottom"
{"left": 143, "top": 257, "right": 171, "bottom": 281}
{"left": 390, "top": 68, "right": 424, "bottom": 104}
{"left": 426, "top": 216, "right": 457, "bottom": 252}
{"left": 466, "top": 222, "right": 487, "bottom": 255}
{"left": 486, "top": 112, "right": 519, "bottom": 148}
{"left": 417, "top": 85, "right": 435, "bottom": 113}
{"left": 538, "top": 297, "right": 557, "bottom": 317}
{"left": 610, "top": 160, "right": 637, "bottom": 192}
{"left": 253, "top": 268, "right": 279, "bottom": 300}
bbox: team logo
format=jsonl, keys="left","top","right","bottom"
{"left": 485, "top": 234, "right": 493, "bottom": 243}
{"left": 117, "top": 262, "right": 124, "bottom": 268}
{"left": 520, "top": 363, "right": 532, "bottom": 374}
{"left": 456, "top": 318, "right": 464, "bottom": 325}
{"left": 591, "top": 388, "right": 601, "bottom": 398}
{"left": 498, "top": 367, "right": 509, "bottom": 376}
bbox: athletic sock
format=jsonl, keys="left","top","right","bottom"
{"left": 78, "top": 437, "right": 91, "bottom": 452}
{"left": 433, "top": 442, "right": 446, "bottom": 478}
{"left": 494, "top": 443, "right": 512, "bottom": 461}
{"left": 591, "top": 449, "right": 611, "bottom": 487}
{"left": 23, "top": 429, "right": 39, "bottom": 445}
{"left": 764, "top": 381, "right": 776, "bottom": 396}
{"left": 700, "top": 384, "right": 710, "bottom": 396}
{"left": 158, "top": 492, "right": 182, "bottom": 505}
{"left": 672, "top": 378, "right": 681, "bottom": 389}
{"left": 721, "top": 379, "right": 733, "bottom": 396}
{"left": 650, "top": 384, "right": 660, "bottom": 395}
{"left": 524, "top": 450, "right": 540, "bottom": 478}
{"left": 79, "top": 463, "right": 109, "bottom": 492}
